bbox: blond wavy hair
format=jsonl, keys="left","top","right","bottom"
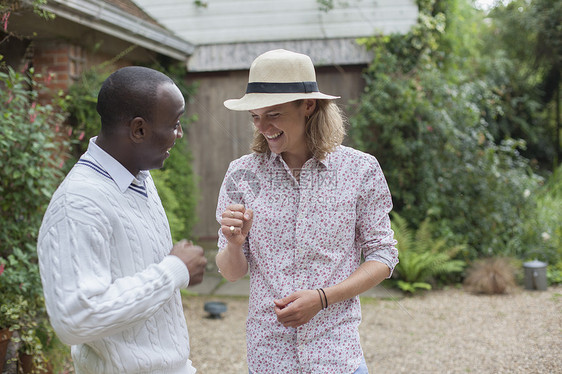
{"left": 250, "top": 100, "right": 346, "bottom": 160}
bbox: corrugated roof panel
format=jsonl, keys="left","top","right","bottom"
{"left": 132, "top": 0, "right": 418, "bottom": 45}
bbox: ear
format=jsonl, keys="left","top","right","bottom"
{"left": 303, "top": 99, "right": 317, "bottom": 116}
{"left": 129, "top": 116, "right": 147, "bottom": 143}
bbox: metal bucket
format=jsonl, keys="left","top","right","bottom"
{"left": 523, "top": 260, "right": 548, "bottom": 291}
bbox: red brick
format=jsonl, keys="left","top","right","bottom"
{"left": 47, "top": 83, "right": 68, "bottom": 92}
{"left": 39, "top": 48, "right": 70, "bottom": 56}
{"left": 55, "top": 55, "right": 70, "bottom": 64}
{"left": 47, "top": 65, "right": 69, "bottom": 72}
{"left": 34, "top": 56, "right": 55, "bottom": 65}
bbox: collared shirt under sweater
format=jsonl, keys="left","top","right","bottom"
{"left": 38, "top": 137, "right": 195, "bottom": 374}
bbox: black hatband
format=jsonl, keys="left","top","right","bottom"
{"left": 246, "top": 81, "right": 319, "bottom": 94}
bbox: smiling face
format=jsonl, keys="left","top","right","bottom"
{"left": 250, "top": 100, "right": 316, "bottom": 167}
{"left": 140, "top": 82, "right": 185, "bottom": 170}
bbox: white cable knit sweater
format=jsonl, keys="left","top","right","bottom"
{"left": 37, "top": 141, "right": 195, "bottom": 374}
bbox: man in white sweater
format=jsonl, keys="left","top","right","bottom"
{"left": 37, "top": 66, "right": 207, "bottom": 373}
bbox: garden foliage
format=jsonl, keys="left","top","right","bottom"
{"left": 149, "top": 63, "right": 200, "bottom": 241}
{"left": 151, "top": 135, "right": 199, "bottom": 242}
{"left": 0, "top": 65, "right": 71, "bottom": 370}
{"left": 66, "top": 68, "right": 110, "bottom": 156}
{"left": 484, "top": 0, "right": 561, "bottom": 168}
{"left": 390, "top": 213, "right": 465, "bottom": 293}
{"left": 0, "top": 67, "right": 69, "bottom": 258}
{"left": 349, "top": 0, "right": 551, "bottom": 261}
{"left": 514, "top": 164, "right": 562, "bottom": 278}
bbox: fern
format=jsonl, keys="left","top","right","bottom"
{"left": 392, "top": 213, "right": 465, "bottom": 293}
{"left": 396, "top": 281, "right": 432, "bottom": 293}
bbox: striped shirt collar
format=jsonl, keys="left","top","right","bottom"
{"left": 87, "top": 137, "right": 149, "bottom": 193}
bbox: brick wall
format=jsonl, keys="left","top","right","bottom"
{"left": 32, "top": 41, "right": 85, "bottom": 102}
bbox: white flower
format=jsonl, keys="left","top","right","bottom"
{"left": 523, "top": 189, "right": 531, "bottom": 198}
{"left": 541, "top": 232, "right": 551, "bottom": 241}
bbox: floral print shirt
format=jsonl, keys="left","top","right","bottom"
{"left": 216, "top": 145, "right": 398, "bottom": 374}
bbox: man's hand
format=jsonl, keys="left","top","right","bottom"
{"left": 274, "top": 290, "right": 323, "bottom": 328}
{"left": 170, "top": 239, "right": 207, "bottom": 286}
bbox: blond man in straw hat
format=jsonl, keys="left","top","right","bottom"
{"left": 216, "top": 49, "right": 398, "bottom": 373}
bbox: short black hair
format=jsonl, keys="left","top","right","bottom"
{"left": 96, "top": 66, "right": 175, "bottom": 133}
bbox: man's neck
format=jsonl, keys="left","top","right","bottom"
{"left": 95, "top": 133, "right": 139, "bottom": 176}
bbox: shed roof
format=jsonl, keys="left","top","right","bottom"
{"left": 131, "top": 0, "right": 418, "bottom": 71}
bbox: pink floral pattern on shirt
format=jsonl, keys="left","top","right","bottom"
{"left": 217, "top": 145, "right": 398, "bottom": 374}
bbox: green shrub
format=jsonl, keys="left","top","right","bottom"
{"left": 148, "top": 62, "right": 200, "bottom": 242}
{"left": 0, "top": 67, "right": 70, "bottom": 257}
{"left": 484, "top": 0, "right": 561, "bottom": 169}
{"left": 391, "top": 213, "right": 465, "bottom": 294}
{"left": 349, "top": 0, "right": 544, "bottom": 259}
{"left": 350, "top": 49, "right": 541, "bottom": 258}
{"left": 0, "top": 66, "right": 70, "bottom": 370}
{"left": 151, "top": 135, "right": 199, "bottom": 241}
{"left": 547, "top": 261, "right": 562, "bottom": 285}
{"left": 66, "top": 68, "right": 109, "bottom": 156}
{"left": 512, "top": 165, "right": 562, "bottom": 271}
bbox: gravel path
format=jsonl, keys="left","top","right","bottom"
{"left": 184, "top": 285, "right": 561, "bottom": 373}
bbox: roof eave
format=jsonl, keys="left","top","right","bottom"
{"left": 37, "top": 0, "right": 193, "bottom": 60}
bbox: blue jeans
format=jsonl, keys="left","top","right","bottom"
{"left": 249, "top": 356, "right": 368, "bottom": 373}
{"left": 354, "top": 356, "right": 369, "bottom": 374}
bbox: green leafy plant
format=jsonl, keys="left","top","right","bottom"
{"left": 391, "top": 213, "right": 465, "bottom": 294}
{"left": 511, "top": 164, "right": 562, "bottom": 273}
{"left": 547, "top": 262, "right": 562, "bottom": 285}
{"left": 0, "top": 210, "right": 53, "bottom": 371}
{"left": 0, "top": 66, "right": 71, "bottom": 372}
{"left": 485, "top": 0, "right": 561, "bottom": 168}
{"left": 152, "top": 135, "right": 199, "bottom": 241}
{"left": 66, "top": 68, "right": 110, "bottom": 157}
{"left": 0, "top": 248, "right": 42, "bottom": 327}
{"left": 147, "top": 62, "right": 200, "bottom": 241}
{"left": 0, "top": 0, "right": 55, "bottom": 20}
{"left": 0, "top": 67, "right": 70, "bottom": 257}
{"left": 349, "top": 0, "right": 544, "bottom": 260}
{"left": 1, "top": 295, "right": 52, "bottom": 372}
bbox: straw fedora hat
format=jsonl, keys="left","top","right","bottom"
{"left": 224, "top": 49, "right": 340, "bottom": 111}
